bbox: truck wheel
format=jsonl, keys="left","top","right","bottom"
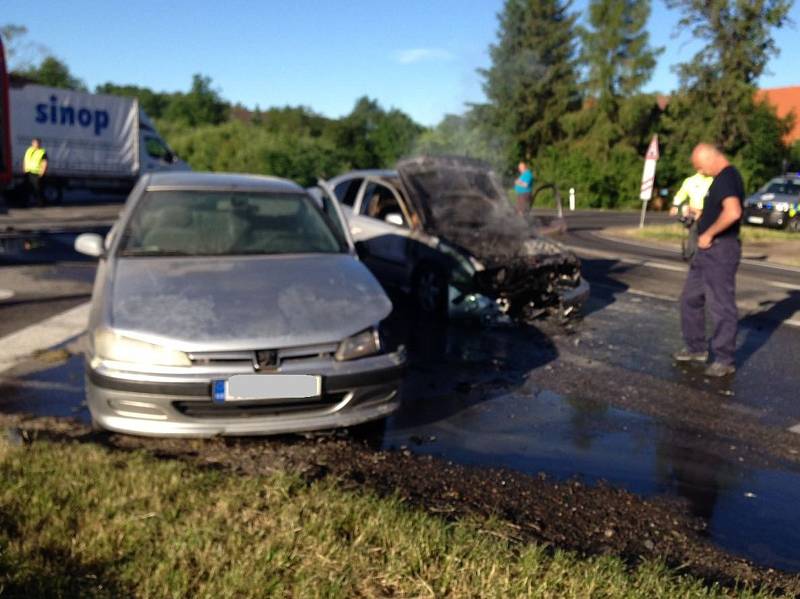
{"left": 413, "top": 265, "right": 449, "bottom": 319}
{"left": 42, "top": 185, "right": 63, "bottom": 206}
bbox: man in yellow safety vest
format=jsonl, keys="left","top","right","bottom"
{"left": 23, "top": 137, "right": 48, "bottom": 206}
{"left": 669, "top": 171, "right": 713, "bottom": 219}
{"left": 669, "top": 171, "right": 713, "bottom": 260}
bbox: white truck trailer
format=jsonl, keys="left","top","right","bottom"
{"left": 4, "top": 83, "right": 189, "bottom": 204}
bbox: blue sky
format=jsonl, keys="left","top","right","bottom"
{"left": 4, "top": 0, "right": 799, "bottom": 126}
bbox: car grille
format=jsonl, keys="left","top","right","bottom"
{"left": 188, "top": 343, "right": 338, "bottom": 370}
{"left": 173, "top": 392, "right": 349, "bottom": 419}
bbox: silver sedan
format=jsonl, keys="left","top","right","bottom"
{"left": 75, "top": 172, "right": 405, "bottom": 437}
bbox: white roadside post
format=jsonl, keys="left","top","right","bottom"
{"left": 569, "top": 187, "right": 576, "bottom": 211}
{"left": 639, "top": 135, "right": 660, "bottom": 228}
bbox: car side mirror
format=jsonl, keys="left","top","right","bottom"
{"left": 75, "top": 233, "right": 105, "bottom": 258}
{"left": 384, "top": 213, "right": 405, "bottom": 227}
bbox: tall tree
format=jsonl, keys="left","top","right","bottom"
{"left": 18, "top": 56, "right": 86, "bottom": 90}
{"left": 0, "top": 24, "right": 48, "bottom": 71}
{"left": 666, "top": 0, "right": 791, "bottom": 153}
{"left": 479, "top": 0, "right": 581, "bottom": 165}
{"left": 96, "top": 83, "right": 172, "bottom": 120}
{"left": 163, "top": 74, "right": 228, "bottom": 127}
{"left": 580, "top": 0, "right": 662, "bottom": 118}
{"left": 334, "top": 97, "right": 423, "bottom": 169}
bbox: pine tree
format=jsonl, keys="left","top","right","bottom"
{"left": 479, "top": 0, "right": 581, "bottom": 166}
{"left": 580, "top": 0, "right": 662, "bottom": 119}
{"left": 665, "top": 0, "right": 791, "bottom": 154}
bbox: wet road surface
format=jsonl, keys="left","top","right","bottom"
{"left": 2, "top": 208, "right": 800, "bottom": 572}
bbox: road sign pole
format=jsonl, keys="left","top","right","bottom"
{"left": 639, "top": 135, "right": 660, "bottom": 229}
{"left": 639, "top": 199, "right": 648, "bottom": 228}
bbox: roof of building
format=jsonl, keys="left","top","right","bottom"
{"left": 756, "top": 86, "right": 800, "bottom": 143}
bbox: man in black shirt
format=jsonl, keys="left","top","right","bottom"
{"left": 673, "top": 143, "right": 744, "bottom": 377}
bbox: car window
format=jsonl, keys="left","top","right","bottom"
{"left": 359, "top": 182, "right": 407, "bottom": 226}
{"left": 118, "top": 190, "right": 347, "bottom": 257}
{"left": 334, "top": 178, "right": 363, "bottom": 206}
{"left": 145, "top": 136, "right": 171, "bottom": 160}
{"left": 765, "top": 181, "right": 800, "bottom": 195}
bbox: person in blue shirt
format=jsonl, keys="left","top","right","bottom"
{"left": 514, "top": 160, "right": 534, "bottom": 214}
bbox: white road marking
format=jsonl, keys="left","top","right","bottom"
{"left": 0, "top": 378, "right": 83, "bottom": 392}
{"left": 0, "top": 289, "right": 14, "bottom": 301}
{"left": 0, "top": 302, "right": 90, "bottom": 373}
{"left": 626, "top": 289, "right": 678, "bottom": 302}
{"left": 588, "top": 230, "right": 800, "bottom": 274}
{"left": 640, "top": 260, "right": 686, "bottom": 273}
{"left": 741, "top": 258, "right": 800, "bottom": 273}
{"left": 768, "top": 281, "right": 800, "bottom": 291}
{"left": 788, "top": 424, "right": 800, "bottom": 435}
{"left": 568, "top": 246, "right": 688, "bottom": 273}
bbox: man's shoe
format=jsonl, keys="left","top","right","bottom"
{"left": 672, "top": 348, "right": 709, "bottom": 363}
{"left": 704, "top": 362, "right": 736, "bottom": 377}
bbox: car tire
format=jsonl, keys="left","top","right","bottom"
{"left": 412, "top": 264, "right": 449, "bottom": 319}
{"left": 42, "top": 184, "right": 63, "bottom": 206}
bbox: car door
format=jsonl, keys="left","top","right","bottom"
{"left": 346, "top": 177, "right": 414, "bottom": 286}
{"left": 309, "top": 181, "right": 356, "bottom": 254}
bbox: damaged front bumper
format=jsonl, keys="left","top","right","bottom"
{"left": 448, "top": 276, "right": 590, "bottom": 323}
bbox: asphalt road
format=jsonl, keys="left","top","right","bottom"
{"left": 2, "top": 206, "right": 800, "bottom": 571}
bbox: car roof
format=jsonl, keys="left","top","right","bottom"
{"left": 144, "top": 171, "right": 306, "bottom": 194}
{"left": 327, "top": 169, "right": 398, "bottom": 187}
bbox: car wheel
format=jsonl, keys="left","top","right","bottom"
{"left": 42, "top": 184, "right": 63, "bottom": 205}
{"left": 413, "top": 265, "right": 449, "bottom": 318}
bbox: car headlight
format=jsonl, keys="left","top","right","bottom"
{"left": 775, "top": 202, "right": 790, "bottom": 212}
{"left": 335, "top": 328, "right": 381, "bottom": 361}
{"left": 93, "top": 329, "right": 191, "bottom": 366}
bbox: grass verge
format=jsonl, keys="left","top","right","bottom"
{"left": 0, "top": 437, "right": 784, "bottom": 598}
{"left": 622, "top": 223, "right": 799, "bottom": 244}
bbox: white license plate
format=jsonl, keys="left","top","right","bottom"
{"left": 747, "top": 216, "right": 765, "bottom": 224}
{"left": 213, "top": 374, "right": 321, "bottom": 403}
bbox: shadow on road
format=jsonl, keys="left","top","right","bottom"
{"left": 737, "top": 290, "right": 800, "bottom": 367}
{"left": 383, "top": 296, "right": 559, "bottom": 431}
{"left": 575, "top": 257, "right": 631, "bottom": 317}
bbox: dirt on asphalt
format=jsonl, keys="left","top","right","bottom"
{"left": 3, "top": 413, "right": 800, "bottom": 596}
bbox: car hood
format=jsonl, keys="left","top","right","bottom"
{"left": 397, "top": 155, "right": 509, "bottom": 232}
{"left": 108, "top": 254, "right": 392, "bottom": 351}
{"left": 397, "top": 155, "right": 577, "bottom": 266}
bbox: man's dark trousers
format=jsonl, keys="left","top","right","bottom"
{"left": 26, "top": 173, "right": 44, "bottom": 206}
{"left": 680, "top": 236, "right": 741, "bottom": 365}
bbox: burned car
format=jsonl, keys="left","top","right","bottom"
{"left": 319, "top": 156, "right": 588, "bottom": 322}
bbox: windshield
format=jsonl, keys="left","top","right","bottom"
{"left": 764, "top": 181, "right": 800, "bottom": 196}
{"left": 118, "top": 190, "right": 346, "bottom": 257}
